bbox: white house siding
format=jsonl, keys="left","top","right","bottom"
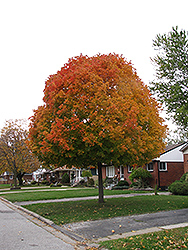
{"left": 155, "top": 143, "right": 187, "bottom": 162}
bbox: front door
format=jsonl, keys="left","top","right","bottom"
{"left": 120, "top": 166, "right": 124, "bottom": 180}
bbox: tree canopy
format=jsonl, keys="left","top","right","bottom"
{"left": 29, "top": 53, "right": 167, "bottom": 169}
{"left": 150, "top": 26, "right": 188, "bottom": 136}
{"left": 0, "top": 120, "right": 40, "bottom": 187}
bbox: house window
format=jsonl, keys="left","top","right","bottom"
{"left": 106, "top": 166, "right": 115, "bottom": 178}
{"left": 159, "top": 162, "right": 167, "bottom": 171}
{"left": 9, "top": 175, "right": 13, "bottom": 180}
{"left": 147, "top": 163, "right": 153, "bottom": 172}
{"left": 128, "top": 166, "right": 133, "bottom": 173}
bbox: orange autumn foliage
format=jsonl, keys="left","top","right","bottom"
{"left": 29, "top": 53, "right": 167, "bottom": 167}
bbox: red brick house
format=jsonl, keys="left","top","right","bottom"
{"left": 102, "top": 142, "right": 188, "bottom": 189}
{"left": 148, "top": 142, "right": 187, "bottom": 188}
{"left": 0, "top": 172, "right": 32, "bottom": 185}
{"left": 180, "top": 143, "right": 188, "bottom": 173}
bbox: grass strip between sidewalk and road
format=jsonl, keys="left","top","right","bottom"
{"left": 99, "top": 226, "right": 188, "bottom": 249}
{"left": 23, "top": 195, "right": 188, "bottom": 225}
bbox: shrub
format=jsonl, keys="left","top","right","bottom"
{"left": 105, "top": 177, "right": 113, "bottom": 185}
{"left": 104, "top": 177, "right": 118, "bottom": 187}
{"left": 169, "top": 181, "right": 188, "bottom": 195}
{"left": 117, "top": 180, "right": 129, "bottom": 187}
{"left": 73, "top": 179, "right": 87, "bottom": 187}
{"left": 112, "top": 185, "right": 129, "bottom": 190}
{"left": 79, "top": 179, "right": 86, "bottom": 185}
{"left": 130, "top": 182, "right": 137, "bottom": 188}
{"left": 95, "top": 179, "right": 105, "bottom": 187}
{"left": 61, "top": 173, "right": 70, "bottom": 184}
{"left": 41, "top": 180, "right": 50, "bottom": 185}
{"left": 81, "top": 170, "right": 92, "bottom": 183}
{"left": 129, "top": 167, "right": 152, "bottom": 188}
{"left": 87, "top": 178, "right": 94, "bottom": 187}
{"left": 31, "top": 180, "right": 37, "bottom": 185}
{"left": 180, "top": 172, "right": 188, "bottom": 182}
{"left": 50, "top": 176, "right": 56, "bottom": 184}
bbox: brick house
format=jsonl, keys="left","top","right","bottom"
{"left": 180, "top": 143, "right": 188, "bottom": 173}
{"left": 0, "top": 172, "right": 32, "bottom": 185}
{"left": 148, "top": 142, "right": 187, "bottom": 188}
{"left": 102, "top": 142, "right": 188, "bottom": 189}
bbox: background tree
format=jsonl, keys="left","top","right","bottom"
{"left": 150, "top": 26, "right": 188, "bottom": 137}
{"left": 29, "top": 53, "right": 167, "bottom": 202}
{"left": 0, "top": 120, "right": 40, "bottom": 188}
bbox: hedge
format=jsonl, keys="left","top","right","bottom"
{"left": 168, "top": 181, "right": 188, "bottom": 195}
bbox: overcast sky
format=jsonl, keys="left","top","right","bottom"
{"left": 0, "top": 0, "right": 187, "bottom": 131}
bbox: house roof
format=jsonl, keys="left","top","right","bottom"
{"left": 180, "top": 142, "right": 188, "bottom": 152}
{"left": 53, "top": 166, "right": 76, "bottom": 172}
{"left": 154, "top": 142, "right": 187, "bottom": 162}
{"left": 164, "top": 142, "right": 186, "bottom": 154}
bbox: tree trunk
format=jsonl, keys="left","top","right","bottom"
{"left": 17, "top": 171, "right": 25, "bottom": 186}
{"left": 13, "top": 171, "right": 17, "bottom": 188}
{"left": 13, "top": 160, "right": 18, "bottom": 188}
{"left": 98, "top": 162, "right": 104, "bottom": 203}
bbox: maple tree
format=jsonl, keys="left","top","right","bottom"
{"left": 0, "top": 120, "right": 40, "bottom": 188}
{"left": 29, "top": 53, "right": 167, "bottom": 202}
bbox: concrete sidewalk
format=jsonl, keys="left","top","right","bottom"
{"left": 14, "top": 192, "right": 170, "bottom": 206}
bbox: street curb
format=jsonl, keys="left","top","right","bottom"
{"left": 93, "top": 223, "right": 188, "bottom": 243}
{"left": 0, "top": 196, "right": 86, "bottom": 243}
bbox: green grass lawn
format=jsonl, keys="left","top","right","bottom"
{"left": 0, "top": 185, "right": 68, "bottom": 193}
{"left": 23, "top": 195, "right": 188, "bottom": 225}
{"left": 0, "top": 184, "right": 11, "bottom": 189}
{"left": 0, "top": 188, "right": 146, "bottom": 202}
{"left": 99, "top": 226, "right": 188, "bottom": 249}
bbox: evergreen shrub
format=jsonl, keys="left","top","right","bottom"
{"left": 87, "top": 178, "right": 94, "bottom": 186}
{"left": 168, "top": 180, "right": 188, "bottom": 195}
{"left": 117, "top": 180, "right": 129, "bottom": 186}
{"left": 61, "top": 173, "right": 70, "bottom": 184}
